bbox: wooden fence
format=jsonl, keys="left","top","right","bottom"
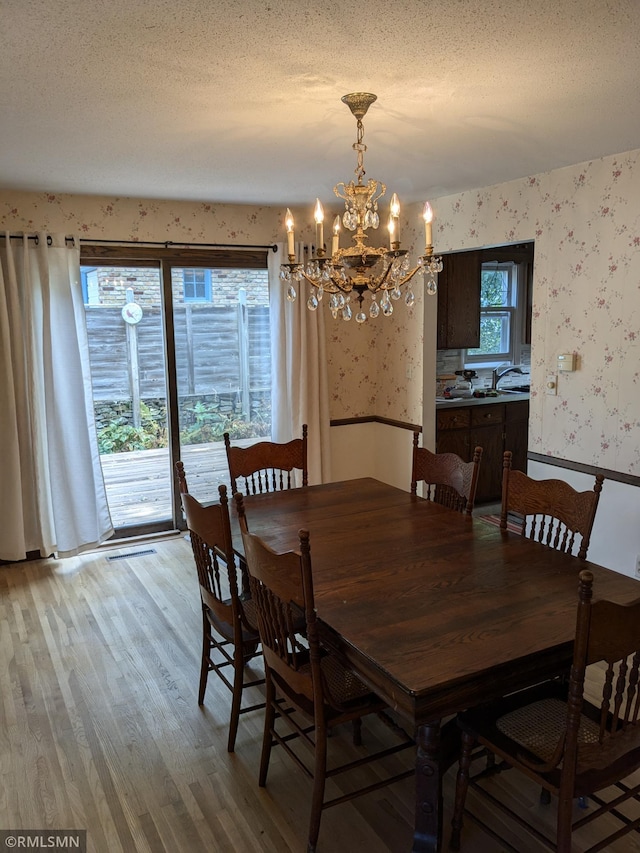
{"left": 85, "top": 303, "right": 270, "bottom": 423}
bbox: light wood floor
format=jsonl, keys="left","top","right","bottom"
{"left": 2, "top": 537, "right": 640, "bottom": 853}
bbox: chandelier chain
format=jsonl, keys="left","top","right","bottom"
{"left": 354, "top": 118, "right": 366, "bottom": 183}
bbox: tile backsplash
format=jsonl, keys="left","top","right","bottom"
{"left": 436, "top": 346, "right": 531, "bottom": 393}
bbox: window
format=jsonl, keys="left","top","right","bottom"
{"left": 81, "top": 266, "right": 99, "bottom": 305}
{"left": 466, "top": 262, "right": 520, "bottom": 365}
{"left": 182, "top": 268, "right": 212, "bottom": 302}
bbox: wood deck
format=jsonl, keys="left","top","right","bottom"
{"left": 99, "top": 438, "right": 256, "bottom": 528}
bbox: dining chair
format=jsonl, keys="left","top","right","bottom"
{"left": 233, "top": 492, "right": 414, "bottom": 853}
{"left": 450, "top": 568, "right": 640, "bottom": 852}
{"left": 411, "top": 433, "right": 483, "bottom": 516}
{"left": 223, "top": 424, "right": 308, "bottom": 495}
{"left": 176, "top": 460, "right": 264, "bottom": 752}
{"left": 500, "top": 450, "right": 604, "bottom": 559}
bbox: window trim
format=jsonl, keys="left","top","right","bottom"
{"left": 465, "top": 261, "right": 525, "bottom": 368}
{"left": 182, "top": 268, "right": 212, "bottom": 302}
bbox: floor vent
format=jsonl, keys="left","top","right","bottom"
{"left": 107, "top": 548, "right": 156, "bottom": 561}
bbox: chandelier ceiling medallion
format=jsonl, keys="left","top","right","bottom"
{"left": 280, "top": 92, "right": 442, "bottom": 322}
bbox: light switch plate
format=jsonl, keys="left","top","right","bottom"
{"left": 546, "top": 374, "right": 558, "bottom": 395}
{"left": 557, "top": 353, "right": 576, "bottom": 372}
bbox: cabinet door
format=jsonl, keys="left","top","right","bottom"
{"left": 504, "top": 400, "right": 530, "bottom": 472}
{"left": 437, "top": 250, "right": 481, "bottom": 349}
{"left": 436, "top": 428, "right": 469, "bottom": 460}
{"left": 469, "top": 404, "right": 505, "bottom": 503}
{"left": 470, "top": 422, "right": 504, "bottom": 502}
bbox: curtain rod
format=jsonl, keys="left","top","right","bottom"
{"left": 2, "top": 233, "right": 278, "bottom": 252}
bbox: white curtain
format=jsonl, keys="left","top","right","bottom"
{"left": 0, "top": 232, "right": 113, "bottom": 561}
{"left": 269, "top": 242, "right": 331, "bottom": 484}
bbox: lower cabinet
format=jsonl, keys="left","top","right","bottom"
{"left": 436, "top": 399, "right": 529, "bottom": 504}
{"left": 504, "top": 400, "right": 529, "bottom": 473}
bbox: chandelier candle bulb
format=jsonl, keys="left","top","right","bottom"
{"left": 285, "top": 208, "right": 295, "bottom": 256}
{"left": 332, "top": 215, "right": 341, "bottom": 255}
{"left": 388, "top": 215, "right": 396, "bottom": 248}
{"left": 423, "top": 201, "right": 433, "bottom": 249}
{"left": 390, "top": 193, "right": 401, "bottom": 244}
{"left": 314, "top": 199, "right": 324, "bottom": 253}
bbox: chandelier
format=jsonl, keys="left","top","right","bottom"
{"left": 280, "top": 92, "right": 442, "bottom": 322}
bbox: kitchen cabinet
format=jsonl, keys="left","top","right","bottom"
{"left": 436, "top": 398, "right": 530, "bottom": 503}
{"left": 469, "top": 404, "right": 505, "bottom": 502}
{"left": 436, "top": 250, "right": 481, "bottom": 349}
{"left": 504, "top": 399, "right": 530, "bottom": 473}
{"left": 435, "top": 407, "right": 470, "bottom": 460}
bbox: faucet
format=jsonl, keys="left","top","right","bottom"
{"left": 491, "top": 365, "right": 524, "bottom": 390}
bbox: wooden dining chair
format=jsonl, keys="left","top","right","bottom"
{"left": 451, "top": 569, "right": 640, "bottom": 852}
{"left": 224, "top": 424, "right": 308, "bottom": 495}
{"left": 411, "top": 433, "right": 482, "bottom": 516}
{"left": 234, "top": 492, "right": 414, "bottom": 853}
{"left": 500, "top": 450, "right": 604, "bottom": 559}
{"left": 176, "top": 460, "right": 264, "bottom": 752}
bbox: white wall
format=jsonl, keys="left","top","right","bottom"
{"left": 329, "top": 422, "right": 415, "bottom": 492}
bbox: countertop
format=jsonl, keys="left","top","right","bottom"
{"left": 435, "top": 392, "right": 530, "bottom": 410}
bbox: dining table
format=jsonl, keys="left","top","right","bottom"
{"left": 228, "top": 477, "right": 640, "bottom": 852}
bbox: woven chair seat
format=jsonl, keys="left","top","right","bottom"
{"left": 239, "top": 596, "right": 258, "bottom": 631}
{"left": 296, "top": 653, "right": 376, "bottom": 710}
{"left": 496, "top": 697, "right": 601, "bottom": 763}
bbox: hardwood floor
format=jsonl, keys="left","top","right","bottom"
{"left": 2, "top": 537, "right": 639, "bottom": 852}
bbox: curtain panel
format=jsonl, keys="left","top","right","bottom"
{"left": 0, "top": 232, "right": 113, "bottom": 561}
{"left": 269, "top": 242, "right": 331, "bottom": 484}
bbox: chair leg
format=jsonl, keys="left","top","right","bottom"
{"left": 227, "top": 640, "right": 245, "bottom": 753}
{"left": 308, "top": 714, "right": 328, "bottom": 853}
{"left": 540, "top": 786, "right": 551, "bottom": 805}
{"left": 556, "top": 796, "right": 574, "bottom": 852}
{"left": 198, "top": 620, "right": 211, "bottom": 705}
{"left": 259, "top": 672, "right": 277, "bottom": 787}
{"left": 450, "top": 730, "right": 475, "bottom": 851}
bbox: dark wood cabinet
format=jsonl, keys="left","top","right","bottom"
{"left": 504, "top": 400, "right": 530, "bottom": 472}
{"left": 435, "top": 407, "right": 470, "bottom": 460}
{"left": 469, "top": 404, "right": 505, "bottom": 502}
{"left": 436, "top": 399, "right": 530, "bottom": 503}
{"left": 436, "top": 250, "right": 481, "bottom": 349}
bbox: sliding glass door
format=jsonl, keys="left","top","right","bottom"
{"left": 81, "top": 247, "right": 269, "bottom": 537}
{"left": 171, "top": 263, "right": 271, "bottom": 504}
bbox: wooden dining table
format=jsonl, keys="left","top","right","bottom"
{"left": 229, "top": 477, "right": 640, "bottom": 852}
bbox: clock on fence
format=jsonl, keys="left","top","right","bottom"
{"left": 121, "top": 302, "right": 143, "bottom": 325}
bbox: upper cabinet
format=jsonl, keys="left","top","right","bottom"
{"left": 437, "top": 243, "right": 534, "bottom": 350}
{"left": 437, "top": 250, "right": 482, "bottom": 349}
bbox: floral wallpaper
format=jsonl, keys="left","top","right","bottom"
{"left": 426, "top": 149, "right": 640, "bottom": 476}
{"left": 2, "top": 145, "right": 640, "bottom": 477}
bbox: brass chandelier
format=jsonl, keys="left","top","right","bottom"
{"left": 280, "top": 92, "right": 442, "bottom": 322}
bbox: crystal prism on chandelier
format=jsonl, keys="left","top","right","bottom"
{"left": 279, "top": 92, "right": 442, "bottom": 322}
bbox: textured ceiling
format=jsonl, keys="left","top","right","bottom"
{"left": 2, "top": 0, "right": 640, "bottom": 206}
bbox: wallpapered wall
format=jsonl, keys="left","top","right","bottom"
{"left": 0, "top": 191, "right": 381, "bottom": 421}
{"left": 426, "top": 149, "right": 640, "bottom": 477}
{"left": 2, "top": 144, "right": 639, "bottom": 477}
